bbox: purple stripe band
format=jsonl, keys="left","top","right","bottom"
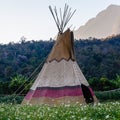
{"left": 25, "top": 86, "right": 94, "bottom": 100}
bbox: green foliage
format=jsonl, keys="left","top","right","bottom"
{"left": 0, "top": 81, "right": 10, "bottom": 94}
{"left": 0, "top": 102, "right": 120, "bottom": 120}
{"left": 75, "top": 35, "right": 120, "bottom": 80}
{"left": 0, "top": 74, "right": 31, "bottom": 94}
{"left": 0, "top": 95, "right": 23, "bottom": 104}
{"left": 95, "top": 89, "right": 120, "bottom": 102}
{"left": 9, "top": 74, "right": 29, "bottom": 94}
{"left": 0, "top": 40, "right": 54, "bottom": 81}
{"left": 0, "top": 35, "right": 120, "bottom": 82}
{"left": 89, "top": 75, "right": 120, "bottom": 91}
{"left": 112, "top": 74, "right": 120, "bottom": 88}
{"left": 0, "top": 35, "right": 120, "bottom": 93}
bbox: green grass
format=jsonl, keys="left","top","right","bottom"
{"left": 0, "top": 102, "right": 120, "bottom": 120}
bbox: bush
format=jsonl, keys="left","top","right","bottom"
{"left": 0, "top": 95, "right": 24, "bottom": 104}
{"left": 95, "top": 89, "right": 120, "bottom": 102}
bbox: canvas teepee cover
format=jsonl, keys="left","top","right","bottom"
{"left": 22, "top": 5, "right": 98, "bottom": 105}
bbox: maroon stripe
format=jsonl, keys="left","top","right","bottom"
{"left": 33, "top": 88, "right": 83, "bottom": 98}
{"left": 25, "top": 90, "right": 34, "bottom": 100}
{"left": 89, "top": 87, "right": 94, "bottom": 96}
{"left": 25, "top": 86, "right": 95, "bottom": 100}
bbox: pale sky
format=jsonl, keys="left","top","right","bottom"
{"left": 0, "top": 0, "right": 120, "bottom": 44}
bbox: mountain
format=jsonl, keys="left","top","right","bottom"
{"left": 74, "top": 4, "right": 120, "bottom": 39}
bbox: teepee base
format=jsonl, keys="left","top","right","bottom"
{"left": 22, "top": 95, "right": 98, "bottom": 106}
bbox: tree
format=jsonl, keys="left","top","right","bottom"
{"left": 9, "top": 74, "right": 29, "bottom": 94}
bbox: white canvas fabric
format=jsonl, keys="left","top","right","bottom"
{"left": 31, "top": 59, "right": 89, "bottom": 90}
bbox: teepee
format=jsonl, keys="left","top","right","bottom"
{"left": 22, "top": 4, "right": 98, "bottom": 105}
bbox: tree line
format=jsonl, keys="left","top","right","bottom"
{"left": 0, "top": 35, "right": 120, "bottom": 94}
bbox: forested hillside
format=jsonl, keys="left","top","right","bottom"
{"left": 0, "top": 35, "right": 120, "bottom": 93}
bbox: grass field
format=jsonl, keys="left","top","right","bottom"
{"left": 0, "top": 101, "right": 120, "bottom": 120}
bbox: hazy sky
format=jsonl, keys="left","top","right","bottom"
{"left": 0, "top": 0, "right": 120, "bottom": 44}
